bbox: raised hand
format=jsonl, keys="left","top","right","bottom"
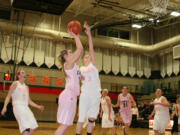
{"left": 68, "top": 28, "right": 79, "bottom": 38}
{"left": 84, "top": 21, "right": 91, "bottom": 36}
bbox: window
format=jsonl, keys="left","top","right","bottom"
{"left": 97, "top": 28, "right": 107, "bottom": 36}
{"left": 97, "top": 28, "right": 130, "bottom": 40}
{"left": 108, "top": 30, "right": 119, "bottom": 38}
{"left": 120, "top": 30, "right": 130, "bottom": 40}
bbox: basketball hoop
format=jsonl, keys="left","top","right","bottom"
{"left": 149, "top": 0, "right": 169, "bottom": 17}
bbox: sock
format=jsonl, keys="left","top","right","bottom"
{"left": 76, "top": 122, "right": 83, "bottom": 135}
{"left": 87, "top": 122, "right": 94, "bottom": 133}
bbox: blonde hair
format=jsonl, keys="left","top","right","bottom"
{"left": 58, "top": 50, "right": 68, "bottom": 77}
{"left": 103, "top": 89, "right": 108, "bottom": 93}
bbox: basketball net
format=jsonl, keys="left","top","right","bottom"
{"left": 149, "top": 0, "right": 169, "bottom": 18}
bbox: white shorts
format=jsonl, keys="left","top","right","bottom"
{"left": 78, "top": 93, "right": 101, "bottom": 122}
{"left": 153, "top": 115, "right": 170, "bottom": 133}
{"left": 13, "top": 104, "right": 38, "bottom": 133}
{"left": 102, "top": 112, "right": 115, "bottom": 128}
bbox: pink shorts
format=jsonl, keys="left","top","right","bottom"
{"left": 57, "top": 90, "right": 77, "bottom": 126}
{"left": 120, "top": 110, "right": 132, "bottom": 126}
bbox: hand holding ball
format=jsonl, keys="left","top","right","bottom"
{"left": 67, "top": 20, "right": 82, "bottom": 35}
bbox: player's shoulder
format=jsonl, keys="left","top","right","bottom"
{"left": 161, "top": 96, "right": 167, "bottom": 100}
{"left": 9, "top": 81, "right": 18, "bottom": 90}
{"left": 90, "top": 63, "right": 97, "bottom": 68}
{"left": 105, "top": 96, "right": 110, "bottom": 100}
{"left": 12, "top": 81, "right": 18, "bottom": 86}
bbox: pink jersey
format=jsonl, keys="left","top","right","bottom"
{"left": 64, "top": 64, "right": 81, "bottom": 96}
{"left": 119, "top": 93, "right": 131, "bottom": 112}
{"left": 57, "top": 64, "right": 81, "bottom": 125}
{"left": 119, "top": 93, "right": 132, "bottom": 125}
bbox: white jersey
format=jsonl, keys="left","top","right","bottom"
{"left": 11, "top": 81, "right": 29, "bottom": 106}
{"left": 80, "top": 63, "right": 101, "bottom": 95}
{"left": 153, "top": 96, "right": 170, "bottom": 133}
{"left": 11, "top": 81, "right": 38, "bottom": 133}
{"left": 101, "top": 96, "right": 114, "bottom": 128}
{"left": 154, "top": 96, "right": 169, "bottom": 116}
{"left": 101, "top": 97, "right": 114, "bottom": 115}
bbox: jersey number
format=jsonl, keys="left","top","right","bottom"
{"left": 122, "top": 101, "right": 128, "bottom": 108}
{"left": 77, "top": 71, "right": 81, "bottom": 80}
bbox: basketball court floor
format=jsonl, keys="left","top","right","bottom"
{"left": 0, "top": 121, "right": 177, "bottom": 135}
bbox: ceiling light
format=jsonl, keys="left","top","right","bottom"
{"left": 170, "top": 11, "right": 180, "bottom": 17}
{"left": 149, "top": 18, "right": 154, "bottom": 22}
{"left": 132, "top": 24, "right": 142, "bottom": 29}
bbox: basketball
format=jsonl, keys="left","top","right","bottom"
{"left": 67, "top": 20, "right": 82, "bottom": 35}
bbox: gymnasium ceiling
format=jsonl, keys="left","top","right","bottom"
{"left": 0, "top": 0, "right": 180, "bottom": 29}
{"left": 66, "top": 0, "right": 180, "bottom": 29}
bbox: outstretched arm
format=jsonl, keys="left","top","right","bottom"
{"left": 28, "top": 87, "right": 44, "bottom": 111}
{"left": 28, "top": 98, "right": 44, "bottom": 111}
{"left": 84, "top": 22, "right": 96, "bottom": 66}
{"left": 112, "top": 94, "right": 120, "bottom": 108}
{"left": 1, "top": 81, "right": 17, "bottom": 116}
{"left": 66, "top": 30, "right": 84, "bottom": 68}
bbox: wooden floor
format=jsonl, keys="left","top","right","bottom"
{"left": 0, "top": 121, "right": 177, "bottom": 135}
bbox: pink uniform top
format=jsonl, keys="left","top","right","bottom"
{"left": 64, "top": 64, "right": 81, "bottom": 96}
{"left": 119, "top": 93, "right": 131, "bottom": 113}
{"left": 11, "top": 81, "right": 29, "bottom": 106}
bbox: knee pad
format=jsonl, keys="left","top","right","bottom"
{"left": 23, "top": 128, "right": 30, "bottom": 133}
{"left": 88, "top": 119, "right": 95, "bottom": 123}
